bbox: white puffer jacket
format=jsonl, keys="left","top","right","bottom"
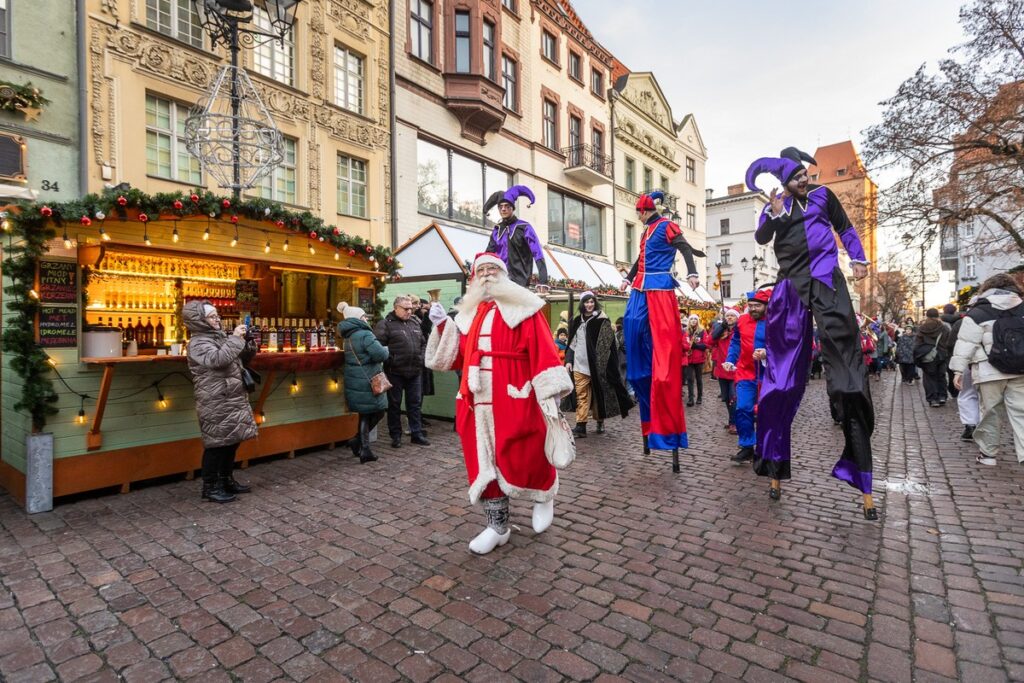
{"left": 949, "top": 288, "right": 1024, "bottom": 384}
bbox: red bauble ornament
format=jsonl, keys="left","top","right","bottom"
{"left": 275, "top": 220, "right": 285, "bottom": 229}
{"left": 222, "top": 199, "right": 231, "bottom": 208}
{"left": 365, "top": 245, "right": 373, "bottom": 253}
{"left": 172, "top": 200, "right": 183, "bottom": 210}
{"left": 80, "top": 216, "right": 91, "bottom": 226}
{"left": 309, "top": 231, "right": 317, "bottom": 239}
{"left": 40, "top": 206, "right": 53, "bottom": 217}
{"left": 332, "top": 227, "right": 341, "bottom": 236}
{"left": 139, "top": 213, "right": 149, "bottom": 223}
{"left": 190, "top": 194, "right": 200, "bottom": 203}
{"left": 387, "top": 257, "right": 394, "bottom": 264}
{"left": 117, "top": 196, "right": 127, "bottom": 206}
{"left": 348, "top": 249, "right": 356, "bottom": 257}
{"left": 230, "top": 215, "right": 239, "bottom": 224}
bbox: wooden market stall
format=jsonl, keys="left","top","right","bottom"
{"left": 0, "top": 189, "right": 397, "bottom": 508}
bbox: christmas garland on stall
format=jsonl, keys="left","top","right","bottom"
{"left": 2, "top": 187, "right": 400, "bottom": 431}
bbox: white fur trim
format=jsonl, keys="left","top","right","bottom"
{"left": 468, "top": 365, "right": 482, "bottom": 394}
{"left": 472, "top": 253, "right": 507, "bottom": 273}
{"left": 507, "top": 381, "right": 533, "bottom": 399}
{"left": 455, "top": 285, "right": 545, "bottom": 334}
{"left": 532, "top": 365, "right": 574, "bottom": 401}
{"left": 465, "top": 405, "right": 559, "bottom": 505}
{"left": 425, "top": 320, "right": 460, "bottom": 371}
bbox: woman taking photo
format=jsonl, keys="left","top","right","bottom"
{"left": 338, "top": 302, "right": 390, "bottom": 463}
{"left": 184, "top": 300, "right": 257, "bottom": 503}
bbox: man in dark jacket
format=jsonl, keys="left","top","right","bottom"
{"left": 940, "top": 303, "right": 961, "bottom": 398}
{"left": 374, "top": 295, "right": 430, "bottom": 447}
{"left": 916, "top": 308, "right": 952, "bottom": 407}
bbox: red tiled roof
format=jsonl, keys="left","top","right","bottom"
{"left": 555, "top": 0, "right": 593, "bottom": 40}
{"left": 807, "top": 140, "right": 867, "bottom": 183}
{"left": 611, "top": 57, "right": 630, "bottom": 84}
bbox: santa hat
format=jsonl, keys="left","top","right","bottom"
{"left": 635, "top": 190, "right": 664, "bottom": 212}
{"left": 471, "top": 252, "right": 507, "bottom": 275}
{"left": 484, "top": 185, "right": 536, "bottom": 213}
{"left": 336, "top": 301, "right": 366, "bottom": 319}
{"left": 745, "top": 146, "right": 817, "bottom": 191}
{"left": 688, "top": 313, "right": 700, "bottom": 322}
{"left": 723, "top": 307, "right": 740, "bottom": 318}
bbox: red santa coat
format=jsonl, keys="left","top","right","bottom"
{"left": 426, "top": 290, "right": 573, "bottom": 504}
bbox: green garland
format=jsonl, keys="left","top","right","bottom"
{"left": 3, "top": 187, "right": 400, "bottom": 431}
{"left": 0, "top": 81, "right": 49, "bottom": 112}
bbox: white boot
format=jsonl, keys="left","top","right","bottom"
{"left": 468, "top": 526, "right": 511, "bottom": 555}
{"left": 532, "top": 499, "right": 554, "bottom": 534}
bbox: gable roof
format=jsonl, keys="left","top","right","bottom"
{"left": 807, "top": 141, "right": 869, "bottom": 183}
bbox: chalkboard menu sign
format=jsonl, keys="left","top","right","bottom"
{"left": 38, "top": 306, "right": 78, "bottom": 348}
{"left": 235, "top": 279, "right": 260, "bottom": 309}
{"left": 38, "top": 260, "right": 77, "bottom": 303}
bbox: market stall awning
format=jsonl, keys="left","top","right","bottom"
{"left": 0, "top": 183, "right": 37, "bottom": 201}
{"left": 677, "top": 282, "right": 718, "bottom": 304}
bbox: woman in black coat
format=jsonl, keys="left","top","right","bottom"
{"left": 564, "top": 293, "right": 632, "bottom": 437}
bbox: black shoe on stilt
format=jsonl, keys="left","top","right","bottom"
{"left": 768, "top": 486, "right": 781, "bottom": 501}
{"left": 642, "top": 435, "right": 650, "bottom": 455}
{"left": 863, "top": 507, "right": 878, "bottom": 520}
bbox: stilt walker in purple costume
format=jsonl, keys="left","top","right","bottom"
{"left": 745, "top": 148, "right": 877, "bottom": 520}
{"left": 622, "top": 191, "right": 704, "bottom": 472}
{"left": 484, "top": 186, "right": 549, "bottom": 291}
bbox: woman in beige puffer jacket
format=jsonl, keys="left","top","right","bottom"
{"left": 184, "top": 300, "right": 258, "bottom": 502}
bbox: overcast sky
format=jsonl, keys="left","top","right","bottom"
{"left": 574, "top": 0, "right": 968, "bottom": 301}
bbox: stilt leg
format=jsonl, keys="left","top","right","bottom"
{"left": 643, "top": 435, "right": 650, "bottom": 455}
{"left": 862, "top": 493, "right": 878, "bottom": 520}
{"left": 671, "top": 448, "right": 680, "bottom": 473}
{"left": 769, "top": 479, "right": 781, "bottom": 501}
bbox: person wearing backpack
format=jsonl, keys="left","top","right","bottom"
{"left": 950, "top": 273, "right": 1024, "bottom": 466}
{"left": 914, "top": 309, "right": 951, "bottom": 407}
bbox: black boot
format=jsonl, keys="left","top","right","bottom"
{"left": 961, "top": 425, "right": 976, "bottom": 441}
{"left": 359, "top": 415, "right": 378, "bottom": 463}
{"left": 731, "top": 447, "right": 754, "bottom": 465}
{"left": 219, "top": 447, "right": 250, "bottom": 494}
{"left": 201, "top": 449, "right": 236, "bottom": 502}
{"left": 573, "top": 422, "right": 587, "bottom": 438}
{"left": 595, "top": 421, "right": 605, "bottom": 434}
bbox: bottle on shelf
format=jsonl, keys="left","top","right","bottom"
{"left": 308, "top": 319, "right": 318, "bottom": 352}
{"left": 145, "top": 318, "right": 155, "bottom": 348}
{"left": 116, "top": 317, "right": 124, "bottom": 337}
{"left": 135, "top": 318, "right": 146, "bottom": 347}
{"left": 327, "top": 320, "right": 336, "bottom": 350}
{"left": 124, "top": 317, "right": 135, "bottom": 344}
{"left": 296, "top": 319, "right": 305, "bottom": 352}
{"left": 269, "top": 318, "right": 280, "bottom": 353}
{"left": 155, "top": 318, "right": 166, "bottom": 347}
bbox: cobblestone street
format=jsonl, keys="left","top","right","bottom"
{"left": 1, "top": 371, "right": 1022, "bottom": 682}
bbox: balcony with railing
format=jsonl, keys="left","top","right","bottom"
{"left": 561, "top": 144, "right": 612, "bottom": 186}
{"left": 939, "top": 222, "right": 959, "bottom": 271}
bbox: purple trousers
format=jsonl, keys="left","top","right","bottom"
{"left": 754, "top": 272, "right": 874, "bottom": 494}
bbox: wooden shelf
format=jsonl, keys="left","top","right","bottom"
{"left": 86, "top": 308, "right": 175, "bottom": 315}
{"left": 81, "top": 355, "right": 186, "bottom": 364}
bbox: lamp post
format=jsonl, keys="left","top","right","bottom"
{"left": 902, "top": 228, "right": 936, "bottom": 320}
{"left": 740, "top": 255, "right": 765, "bottom": 289}
{"left": 186, "top": 0, "right": 303, "bottom": 199}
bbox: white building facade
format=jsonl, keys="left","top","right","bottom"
{"left": 704, "top": 186, "right": 776, "bottom": 305}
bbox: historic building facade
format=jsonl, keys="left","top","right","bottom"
{"left": 0, "top": 0, "right": 81, "bottom": 203}
{"left": 83, "top": 0, "right": 392, "bottom": 245}
{"left": 610, "top": 70, "right": 707, "bottom": 275}
{"left": 393, "top": 0, "right": 615, "bottom": 261}
{"left": 704, "top": 184, "right": 775, "bottom": 305}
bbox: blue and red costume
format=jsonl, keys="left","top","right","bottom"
{"left": 726, "top": 290, "right": 770, "bottom": 451}
{"left": 623, "top": 192, "right": 702, "bottom": 450}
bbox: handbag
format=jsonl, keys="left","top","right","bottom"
{"left": 241, "top": 366, "right": 261, "bottom": 393}
{"left": 347, "top": 339, "right": 392, "bottom": 396}
{"left": 540, "top": 397, "right": 576, "bottom": 469}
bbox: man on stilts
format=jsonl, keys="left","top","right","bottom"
{"left": 425, "top": 253, "right": 574, "bottom": 554}
{"left": 721, "top": 287, "right": 772, "bottom": 466}
{"left": 745, "top": 147, "right": 877, "bottom": 519}
{"left": 621, "top": 191, "right": 704, "bottom": 471}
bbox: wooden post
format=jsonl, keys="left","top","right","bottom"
{"left": 87, "top": 365, "right": 116, "bottom": 450}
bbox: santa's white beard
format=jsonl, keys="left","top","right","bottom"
{"left": 460, "top": 273, "right": 525, "bottom": 312}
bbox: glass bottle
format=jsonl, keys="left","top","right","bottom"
{"left": 155, "top": 318, "right": 165, "bottom": 347}
{"left": 269, "top": 318, "right": 280, "bottom": 352}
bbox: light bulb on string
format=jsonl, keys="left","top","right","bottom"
{"left": 28, "top": 288, "right": 39, "bottom": 300}
{"left": 264, "top": 237, "right": 271, "bottom": 253}
{"left": 99, "top": 226, "right": 110, "bottom": 242}
{"left": 259, "top": 410, "right": 266, "bottom": 424}
{"left": 334, "top": 248, "right": 340, "bottom": 261}
{"left": 290, "top": 374, "right": 299, "bottom": 393}
{"left": 77, "top": 397, "right": 87, "bottom": 425}
{"left": 308, "top": 244, "right": 315, "bottom": 256}
{"left": 63, "top": 230, "right": 72, "bottom": 250}
{"left": 144, "top": 228, "right": 152, "bottom": 246}
{"left": 282, "top": 238, "right": 289, "bottom": 252}
{"left": 45, "top": 354, "right": 57, "bottom": 368}
{"left": 203, "top": 226, "right": 211, "bottom": 241}
{"left": 155, "top": 386, "right": 167, "bottom": 409}
{"left": 172, "top": 226, "right": 180, "bottom": 243}
{"left": 329, "top": 374, "right": 339, "bottom": 390}
{"left": 230, "top": 227, "right": 239, "bottom": 247}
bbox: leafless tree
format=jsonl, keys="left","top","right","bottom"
{"left": 863, "top": 0, "right": 1024, "bottom": 253}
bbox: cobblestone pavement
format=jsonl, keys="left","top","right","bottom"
{"left": 1, "top": 370, "right": 1022, "bottom": 682}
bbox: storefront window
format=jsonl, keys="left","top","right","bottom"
{"left": 416, "top": 139, "right": 511, "bottom": 227}
{"left": 548, "top": 189, "right": 603, "bottom": 254}
{"left": 416, "top": 139, "right": 450, "bottom": 217}
{"left": 451, "top": 152, "right": 483, "bottom": 224}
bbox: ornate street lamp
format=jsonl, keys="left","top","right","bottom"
{"left": 185, "top": 0, "right": 304, "bottom": 199}
{"left": 741, "top": 255, "right": 765, "bottom": 288}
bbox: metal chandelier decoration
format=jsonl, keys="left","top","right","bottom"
{"left": 184, "top": 0, "right": 303, "bottom": 198}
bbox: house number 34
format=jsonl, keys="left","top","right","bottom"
{"left": 41, "top": 180, "right": 60, "bottom": 192}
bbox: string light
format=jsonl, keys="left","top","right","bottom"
{"left": 334, "top": 248, "right": 340, "bottom": 261}
{"left": 282, "top": 238, "right": 289, "bottom": 252}
{"left": 329, "top": 374, "right": 339, "bottom": 390}
{"left": 62, "top": 229, "right": 72, "bottom": 250}
{"left": 264, "top": 236, "right": 271, "bottom": 253}
{"left": 290, "top": 373, "right": 299, "bottom": 393}
{"left": 230, "top": 227, "right": 239, "bottom": 247}
{"left": 77, "top": 397, "right": 86, "bottom": 425}
{"left": 156, "top": 386, "right": 167, "bottom": 409}
{"left": 308, "top": 244, "right": 315, "bottom": 256}
{"left": 45, "top": 354, "right": 57, "bottom": 367}
{"left": 144, "top": 228, "right": 152, "bottom": 246}
{"left": 203, "top": 226, "right": 211, "bottom": 241}
{"left": 98, "top": 226, "right": 110, "bottom": 242}
{"left": 259, "top": 410, "right": 266, "bottom": 424}
{"left": 172, "top": 226, "right": 180, "bottom": 243}
{"left": 28, "top": 289, "right": 39, "bottom": 300}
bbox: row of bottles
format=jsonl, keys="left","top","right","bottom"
{"left": 250, "top": 318, "right": 337, "bottom": 353}
{"left": 101, "top": 252, "right": 241, "bottom": 281}
{"left": 89, "top": 276, "right": 176, "bottom": 311}
{"left": 101, "top": 316, "right": 167, "bottom": 348}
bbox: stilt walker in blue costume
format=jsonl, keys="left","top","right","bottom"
{"left": 745, "top": 148, "right": 877, "bottom": 519}
{"left": 622, "top": 191, "right": 704, "bottom": 472}
{"left": 484, "top": 185, "right": 549, "bottom": 291}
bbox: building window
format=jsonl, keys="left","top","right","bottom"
{"left": 720, "top": 218, "right": 730, "bottom": 235}
{"left": 591, "top": 68, "right": 603, "bottom": 97}
{"left": 483, "top": 21, "right": 496, "bottom": 81}
{"left": 145, "top": 94, "right": 202, "bottom": 184}
{"left": 592, "top": 128, "right": 604, "bottom": 157}
{"left": 334, "top": 46, "right": 365, "bottom": 114}
{"left": 0, "top": 0, "right": 10, "bottom": 58}
{"left": 501, "top": 56, "right": 518, "bottom": 111}
{"left": 836, "top": 168, "right": 847, "bottom": 177}
{"left": 253, "top": 8, "right": 295, "bottom": 86}
{"left": 542, "top": 99, "right": 557, "bottom": 151}
{"left": 963, "top": 223, "right": 975, "bottom": 239}
{"left": 257, "top": 137, "right": 297, "bottom": 204}
{"left": 568, "top": 51, "right": 582, "bottom": 82}
{"left": 548, "top": 189, "right": 602, "bottom": 254}
{"left": 146, "top": 0, "right": 203, "bottom": 48}
{"left": 625, "top": 221, "right": 635, "bottom": 262}
{"left": 542, "top": 30, "right": 558, "bottom": 64}
{"left": 454, "top": 11, "right": 471, "bottom": 73}
{"left": 720, "top": 248, "right": 730, "bottom": 266}
{"left": 686, "top": 156, "right": 696, "bottom": 184}
{"left": 686, "top": 203, "right": 696, "bottom": 229}
{"left": 721, "top": 280, "right": 731, "bottom": 299}
{"left": 660, "top": 175, "right": 669, "bottom": 193}
{"left": 416, "top": 138, "right": 511, "bottom": 227}
{"left": 568, "top": 115, "right": 581, "bottom": 149}
{"left": 502, "top": 0, "right": 516, "bottom": 10}
{"left": 643, "top": 166, "right": 653, "bottom": 192}
{"left": 337, "top": 154, "right": 367, "bottom": 218}
{"left": 965, "top": 253, "right": 976, "bottom": 279}
{"left": 410, "top": 0, "right": 433, "bottom": 63}
{"left": 810, "top": 173, "right": 818, "bottom": 181}
{"left": 624, "top": 157, "right": 635, "bottom": 192}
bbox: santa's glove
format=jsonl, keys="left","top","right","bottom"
{"left": 428, "top": 302, "right": 447, "bottom": 325}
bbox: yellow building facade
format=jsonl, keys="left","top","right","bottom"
{"left": 83, "top": 0, "right": 392, "bottom": 246}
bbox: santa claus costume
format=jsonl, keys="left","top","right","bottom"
{"left": 425, "top": 253, "right": 574, "bottom": 554}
